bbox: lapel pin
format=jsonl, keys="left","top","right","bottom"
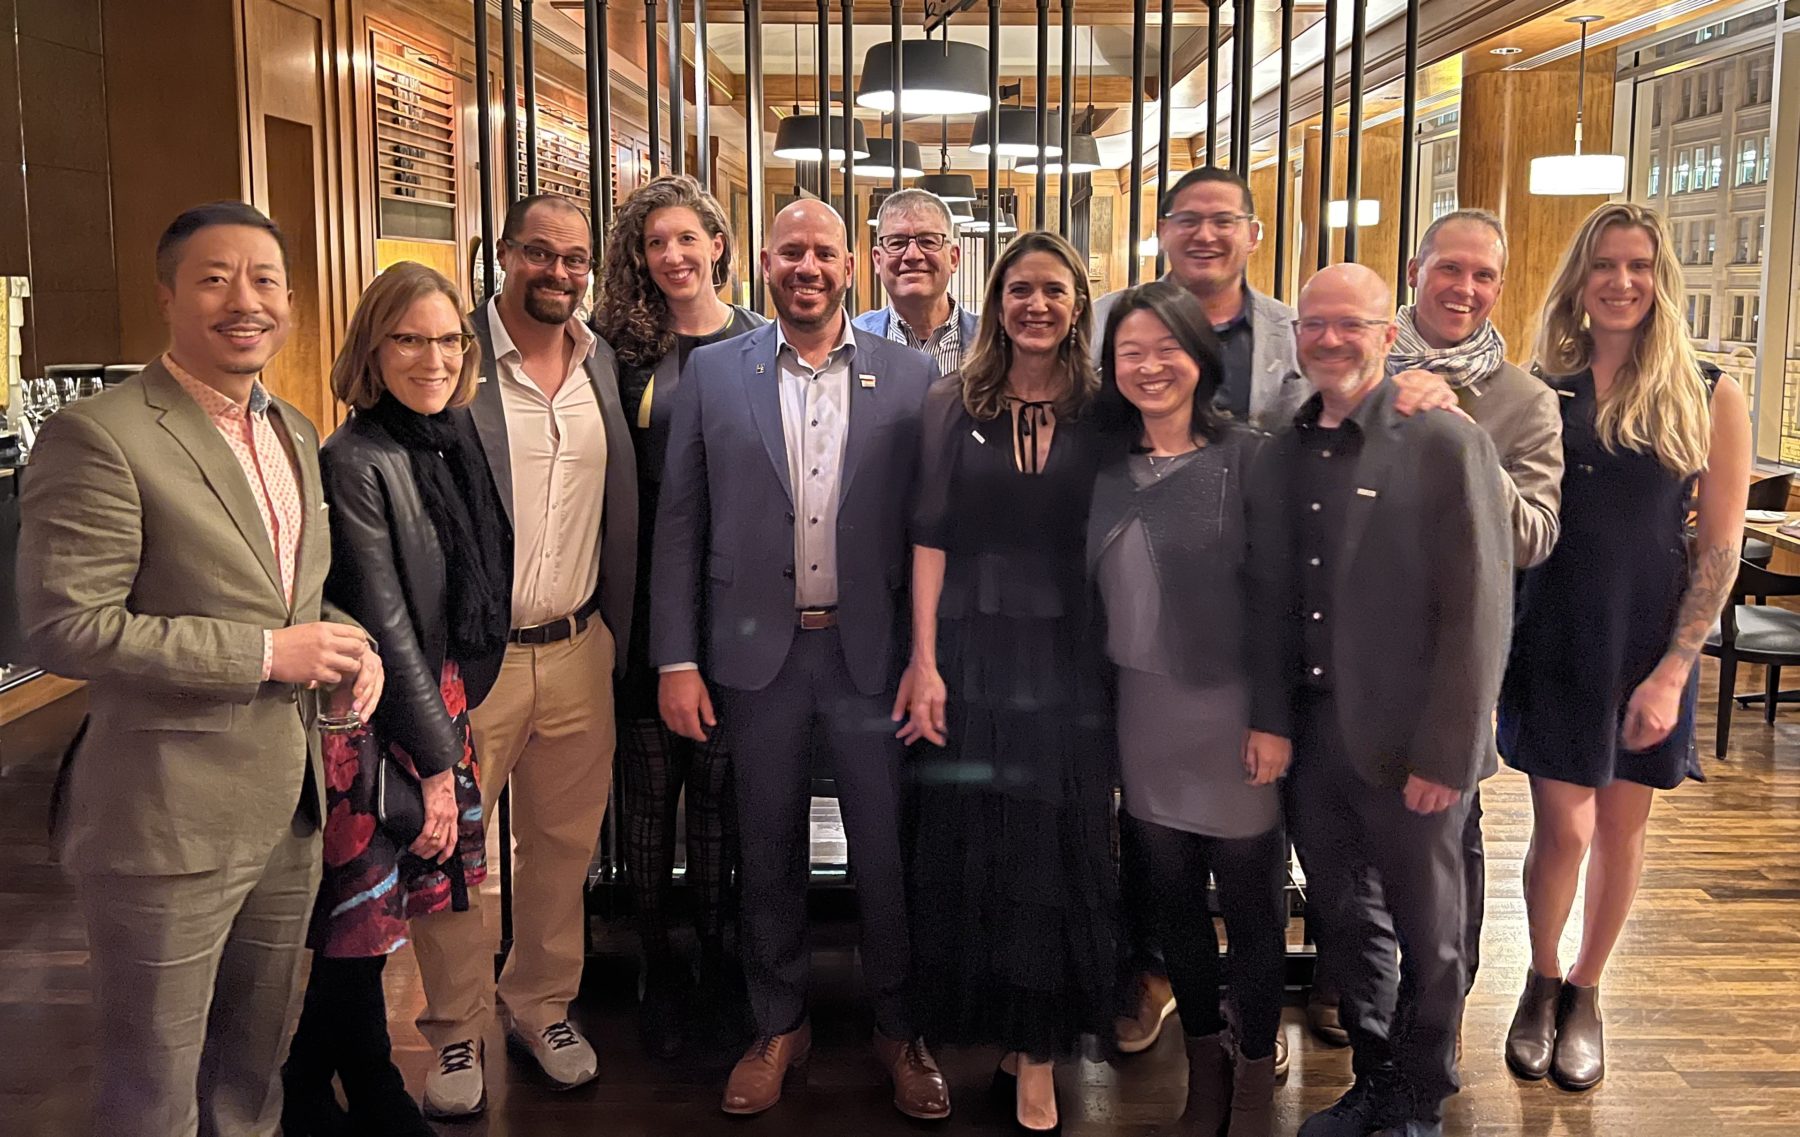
{"left": 1356, "top": 487, "right": 1379, "bottom": 498}
{"left": 756, "top": 363, "right": 766, "bottom": 374}
{"left": 1556, "top": 388, "right": 1575, "bottom": 398}
{"left": 860, "top": 373, "right": 877, "bottom": 389}
{"left": 972, "top": 429, "right": 986, "bottom": 444}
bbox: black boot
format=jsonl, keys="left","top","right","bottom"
{"left": 639, "top": 953, "right": 694, "bottom": 1060}
{"left": 1155, "top": 1031, "right": 1232, "bottom": 1137}
{"left": 282, "top": 955, "right": 351, "bottom": 1137}
{"left": 327, "top": 956, "right": 435, "bottom": 1137}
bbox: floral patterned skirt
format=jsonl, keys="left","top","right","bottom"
{"left": 308, "top": 660, "right": 488, "bottom": 958}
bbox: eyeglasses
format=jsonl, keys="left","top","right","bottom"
{"left": 1291, "top": 317, "right": 1391, "bottom": 340}
{"left": 387, "top": 332, "right": 476, "bottom": 358}
{"left": 510, "top": 242, "right": 594, "bottom": 274}
{"left": 1162, "top": 211, "right": 1256, "bottom": 235}
{"left": 875, "top": 232, "right": 951, "bottom": 255}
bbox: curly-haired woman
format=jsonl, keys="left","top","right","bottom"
{"left": 593, "top": 173, "right": 764, "bottom": 1057}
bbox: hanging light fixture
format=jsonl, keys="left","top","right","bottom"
{"left": 970, "top": 90, "right": 1065, "bottom": 159}
{"left": 1015, "top": 132, "right": 1103, "bottom": 175}
{"left": 772, "top": 26, "right": 870, "bottom": 163}
{"left": 963, "top": 193, "right": 1018, "bottom": 234}
{"left": 857, "top": 138, "right": 925, "bottom": 179}
{"left": 856, "top": 39, "right": 992, "bottom": 116}
{"left": 917, "top": 115, "right": 978, "bottom": 208}
{"left": 1529, "top": 15, "right": 1626, "bottom": 196}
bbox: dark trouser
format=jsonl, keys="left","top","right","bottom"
{"left": 1118, "top": 807, "right": 1168, "bottom": 987}
{"left": 1290, "top": 693, "right": 1469, "bottom": 1123}
{"left": 1127, "top": 813, "right": 1288, "bottom": 1061}
{"left": 718, "top": 627, "right": 913, "bottom": 1040}
{"left": 1462, "top": 788, "right": 1485, "bottom": 995}
{"left": 618, "top": 714, "right": 738, "bottom": 960}
{"left": 284, "top": 954, "right": 413, "bottom": 1118}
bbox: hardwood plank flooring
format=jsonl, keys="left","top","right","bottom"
{"left": 3, "top": 660, "right": 1798, "bottom": 1135}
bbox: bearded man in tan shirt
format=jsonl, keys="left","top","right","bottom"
{"left": 407, "top": 193, "right": 637, "bottom": 1117}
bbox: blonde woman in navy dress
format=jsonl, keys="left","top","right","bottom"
{"left": 1498, "top": 202, "right": 1750, "bottom": 1092}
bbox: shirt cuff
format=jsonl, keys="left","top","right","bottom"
{"left": 261, "top": 630, "right": 274, "bottom": 682}
{"left": 658, "top": 662, "right": 700, "bottom": 673}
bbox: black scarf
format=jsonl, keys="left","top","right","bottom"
{"left": 362, "top": 395, "right": 511, "bottom": 661}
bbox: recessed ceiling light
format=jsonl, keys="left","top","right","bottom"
{"left": 1490, "top": 46, "right": 1523, "bottom": 55}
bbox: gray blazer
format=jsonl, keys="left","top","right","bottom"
{"left": 1090, "top": 279, "right": 1309, "bottom": 431}
{"left": 649, "top": 321, "right": 937, "bottom": 696}
{"left": 1272, "top": 380, "right": 1515, "bottom": 792}
{"left": 468, "top": 305, "right": 638, "bottom": 674}
{"left": 1459, "top": 360, "right": 1564, "bottom": 569}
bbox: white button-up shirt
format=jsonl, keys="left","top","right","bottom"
{"left": 775, "top": 315, "right": 856, "bottom": 609}
{"left": 485, "top": 298, "right": 608, "bottom": 629}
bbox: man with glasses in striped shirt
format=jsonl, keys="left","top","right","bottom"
{"left": 854, "top": 189, "right": 978, "bottom": 375}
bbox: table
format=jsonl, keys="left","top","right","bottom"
{"left": 1745, "top": 517, "right": 1800, "bottom": 557}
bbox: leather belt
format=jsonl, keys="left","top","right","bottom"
{"left": 509, "top": 597, "right": 601, "bottom": 645}
{"left": 796, "top": 608, "right": 838, "bottom": 630}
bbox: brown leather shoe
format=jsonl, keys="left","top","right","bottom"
{"left": 873, "top": 1033, "right": 951, "bottom": 1120}
{"left": 1116, "top": 972, "right": 1177, "bottom": 1054}
{"left": 1551, "top": 982, "right": 1604, "bottom": 1092}
{"left": 721, "top": 1022, "right": 811, "bottom": 1116}
{"left": 1274, "top": 1030, "right": 1290, "bottom": 1080}
{"left": 1504, "top": 970, "right": 1561, "bottom": 1081}
{"left": 1305, "top": 991, "right": 1349, "bottom": 1048}
{"left": 1226, "top": 1051, "right": 1278, "bottom": 1137}
{"left": 1153, "top": 1031, "right": 1230, "bottom": 1136}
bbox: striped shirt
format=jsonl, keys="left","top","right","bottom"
{"left": 884, "top": 300, "right": 965, "bottom": 376}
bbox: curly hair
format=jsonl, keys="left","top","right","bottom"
{"left": 594, "top": 174, "right": 734, "bottom": 369}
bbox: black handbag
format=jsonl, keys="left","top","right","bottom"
{"left": 373, "top": 749, "right": 469, "bottom": 911}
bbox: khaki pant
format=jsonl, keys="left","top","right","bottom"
{"left": 77, "top": 820, "right": 320, "bottom": 1137}
{"left": 411, "top": 619, "right": 616, "bottom": 1047}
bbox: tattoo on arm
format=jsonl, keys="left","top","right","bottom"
{"left": 1668, "top": 542, "right": 1737, "bottom": 667}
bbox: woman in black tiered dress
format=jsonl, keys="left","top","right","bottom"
{"left": 896, "top": 231, "right": 1115, "bottom": 1134}
{"left": 1498, "top": 203, "right": 1750, "bottom": 1094}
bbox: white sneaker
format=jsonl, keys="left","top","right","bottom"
{"left": 423, "top": 1038, "right": 486, "bottom": 1118}
{"left": 511, "top": 1019, "right": 598, "bottom": 1089}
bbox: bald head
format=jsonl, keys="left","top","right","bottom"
{"left": 1295, "top": 264, "right": 1399, "bottom": 412}
{"left": 763, "top": 198, "right": 852, "bottom": 334}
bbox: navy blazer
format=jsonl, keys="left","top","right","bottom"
{"left": 649, "top": 320, "right": 938, "bottom": 696}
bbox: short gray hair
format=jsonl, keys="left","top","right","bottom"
{"left": 1417, "top": 207, "right": 1508, "bottom": 266}
{"left": 874, "top": 188, "right": 955, "bottom": 236}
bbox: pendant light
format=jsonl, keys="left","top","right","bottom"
{"left": 857, "top": 137, "right": 925, "bottom": 179}
{"left": 1016, "top": 27, "right": 1102, "bottom": 175}
{"left": 1529, "top": 15, "right": 1626, "bottom": 196}
{"left": 917, "top": 115, "right": 978, "bottom": 216}
{"left": 772, "top": 25, "right": 870, "bottom": 163}
{"left": 856, "top": 38, "right": 992, "bottom": 116}
{"left": 970, "top": 108, "right": 1065, "bottom": 158}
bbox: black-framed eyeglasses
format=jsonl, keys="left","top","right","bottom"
{"left": 508, "top": 241, "right": 594, "bottom": 274}
{"left": 387, "top": 332, "right": 476, "bottom": 358}
{"left": 876, "top": 232, "right": 951, "bottom": 255}
{"left": 1291, "top": 317, "right": 1391, "bottom": 339}
{"left": 1162, "top": 211, "right": 1256, "bottom": 235}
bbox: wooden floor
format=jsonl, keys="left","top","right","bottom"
{"left": 3, "top": 661, "right": 1799, "bottom": 1136}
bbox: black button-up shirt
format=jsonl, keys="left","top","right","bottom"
{"left": 1291, "top": 404, "right": 1365, "bottom": 690}
{"left": 1212, "top": 286, "right": 1256, "bottom": 420}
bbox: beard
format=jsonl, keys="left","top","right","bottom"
{"left": 523, "top": 282, "right": 579, "bottom": 325}
{"left": 771, "top": 278, "right": 847, "bottom": 330}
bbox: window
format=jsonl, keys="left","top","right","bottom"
{"left": 1705, "top": 220, "right": 1717, "bottom": 264}
{"left": 1648, "top": 157, "right": 1661, "bottom": 198}
{"left": 1737, "top": 137, "right": 1758, "bottom": 186}
{"left": 1707, "top": 144, "right": 1723, "bottom": 190}
{"left": 1758, "top": 133, "right": 1772, "bottom": 185}
{"left": 1652, "top": 88, "right": 1663, "bottom": 127}
{"left": 1431, "top": 189, "right": 1456, "bottom": 220}
{"left": 1688, "top": 293, "right": 1712, "bottom": 339}
{"left": 1729, "top": 295, "right": 1761, "bottom": 342}
{"left": 1744, "top": 53, "right": 1773, "bottom": 106}
{"left": 1674, "top": 152, "right": 1692, "bottom": 194}
{"left": 1735, "top": 216, "right": 1753, "bottom": 262}
{"left": 1679, "top": 75, "right": 1693, "bottom": 119}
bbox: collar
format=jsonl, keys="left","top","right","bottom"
{"left": 1213, "top": 283, "right": 1254, "bottom": 334}
{"left": 892, "top": 297, "right": 961, "bottom": 341}
{"left": 775, "top": 310, "right": 858, "bottom": 367}
{"left": 483, "top": 296, "right": 598, "bottom": 367}
{"left": 163, "top": 352, "right": 271, "bottom": 416}
{"left": 1292, "top": 376, "right": 1388, "bottom": 433}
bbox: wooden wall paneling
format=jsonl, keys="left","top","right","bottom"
{"left": 1296, "top": 115, "right": 1403, "bottom": 301}
{"left": 1246, "top": 160, "right": 1279, "bottom": 296}
{"left": 1458, "top": 49, "right": 1618, "bottom": 366}
{"left": 101, "top": 0, "right": 247, "bottom": 363}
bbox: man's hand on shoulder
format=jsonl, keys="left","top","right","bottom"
{"left": 1391, "top": 368, "right": 1471, "bottom": 422}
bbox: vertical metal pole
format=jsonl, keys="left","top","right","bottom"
{"left": 986, "top": 0, "right": 1000, "bottom": 265}
{"left": 1396, "top": 0, "right": 1422, "bottom": 299}
{"left": 586, "top": 0, "right": 613, "bottom": 253}
{"left": 1316, "top": 0, "right": 1337, "bottom": 269}
{"left": 843, "top": 0, "right": 857, "bottom": 312}
{"left": 1234, "top": 0, "right": 1252, "bottom": 176}
{"left": 1274, "top": 0, "right": 1293, "bottom": 301}
{"left": 817, "top": 0, "right": 830, "bottom": 200}
{"left": 1060, "top": 0, "right": 1075, "bottom": 237}
{"left": 645, "top": 0, "right": 661, "bottom": 176}
{"left": 890, "top": 2, "right": 903, "bottom": 194}
{"left": 1035, "top": 0, "right": 1049, "bottom": 228}
{"left": 523, "top": 0, "right": 539, "bottom": 194}
{"left": 1344, "top": 0, "right": 1366, "bottom": 263}
{"left": 1128, "top": 0, "right": 1145, "bottom": 286}
{"left": 1204, "top": 0, "right": 1219, "bottom": 166}
{"left": 1157, "top": 0, "right": 1173, "bottom": 270}
{"left": 667, "top": 0, "right": 685, "bottom": 175}
{"left": 747, "top": 0, "right": 766, "bottom": 310}
{"left": 696, "top": 0, "right": 710, "bottom": 187}
{"left": 476, "top": 4, "right": 496, "bottom": 328}
{"left": 503, "top": 0, "right": 519, "bottom": 204}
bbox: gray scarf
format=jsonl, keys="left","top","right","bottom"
{"left": 1386, "top": 305, "right": 1507, "bottom": 390}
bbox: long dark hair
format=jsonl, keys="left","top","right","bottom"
{"left": 959, "top": 230, "right": 1097, "bottom": 421}
{"left": 1098, "top": 280, "right": 1229, "bottom": 444}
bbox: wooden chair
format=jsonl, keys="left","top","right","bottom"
{"left": 1742, "top": 472, "right": 1792, "bottom": 573}
{"left": 1702, "top": 556, "right": 1800, "bottom": 757}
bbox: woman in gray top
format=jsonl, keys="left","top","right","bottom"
{"left": 1090, "top": 281, "right": 1295, "bottom": 1137}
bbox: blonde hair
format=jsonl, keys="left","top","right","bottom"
{"left": 1533, "top": 202, "right": 1711, "bottom": 475}
{"left": 332, "top": 261, "right": 480, "bottom": 411}
{"left": 960, "top": 231, "right": 1097, "bottom": 421}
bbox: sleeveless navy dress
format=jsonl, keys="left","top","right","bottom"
{"left": 1498, "top": 367, "right": 1714, "bottom": 790}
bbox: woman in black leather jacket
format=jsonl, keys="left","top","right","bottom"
{"left": 281, "top": 261, "right": 510, "bottom": 1137}
{"left": 592, "top": 174, "right": 764, "bottom": 1057}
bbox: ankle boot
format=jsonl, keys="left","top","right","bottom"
{"left": 1551, "top": 982, "right": 1604, "bottom": 1092}
{"left": 1225, "top": 1051, "right": 1276, "bottom": 1137}
{"left": 1504, "top": 970, "right": 1562, "bottom": 1080}
{"left": 282, "top": 955, "right": 350, "bottom": 1137}
{"left": 327, "top": 957, "right": 435, "bottom": 1137}
{"left": 1156, "top": 1031, "right": 1232, "bottom": 1136}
